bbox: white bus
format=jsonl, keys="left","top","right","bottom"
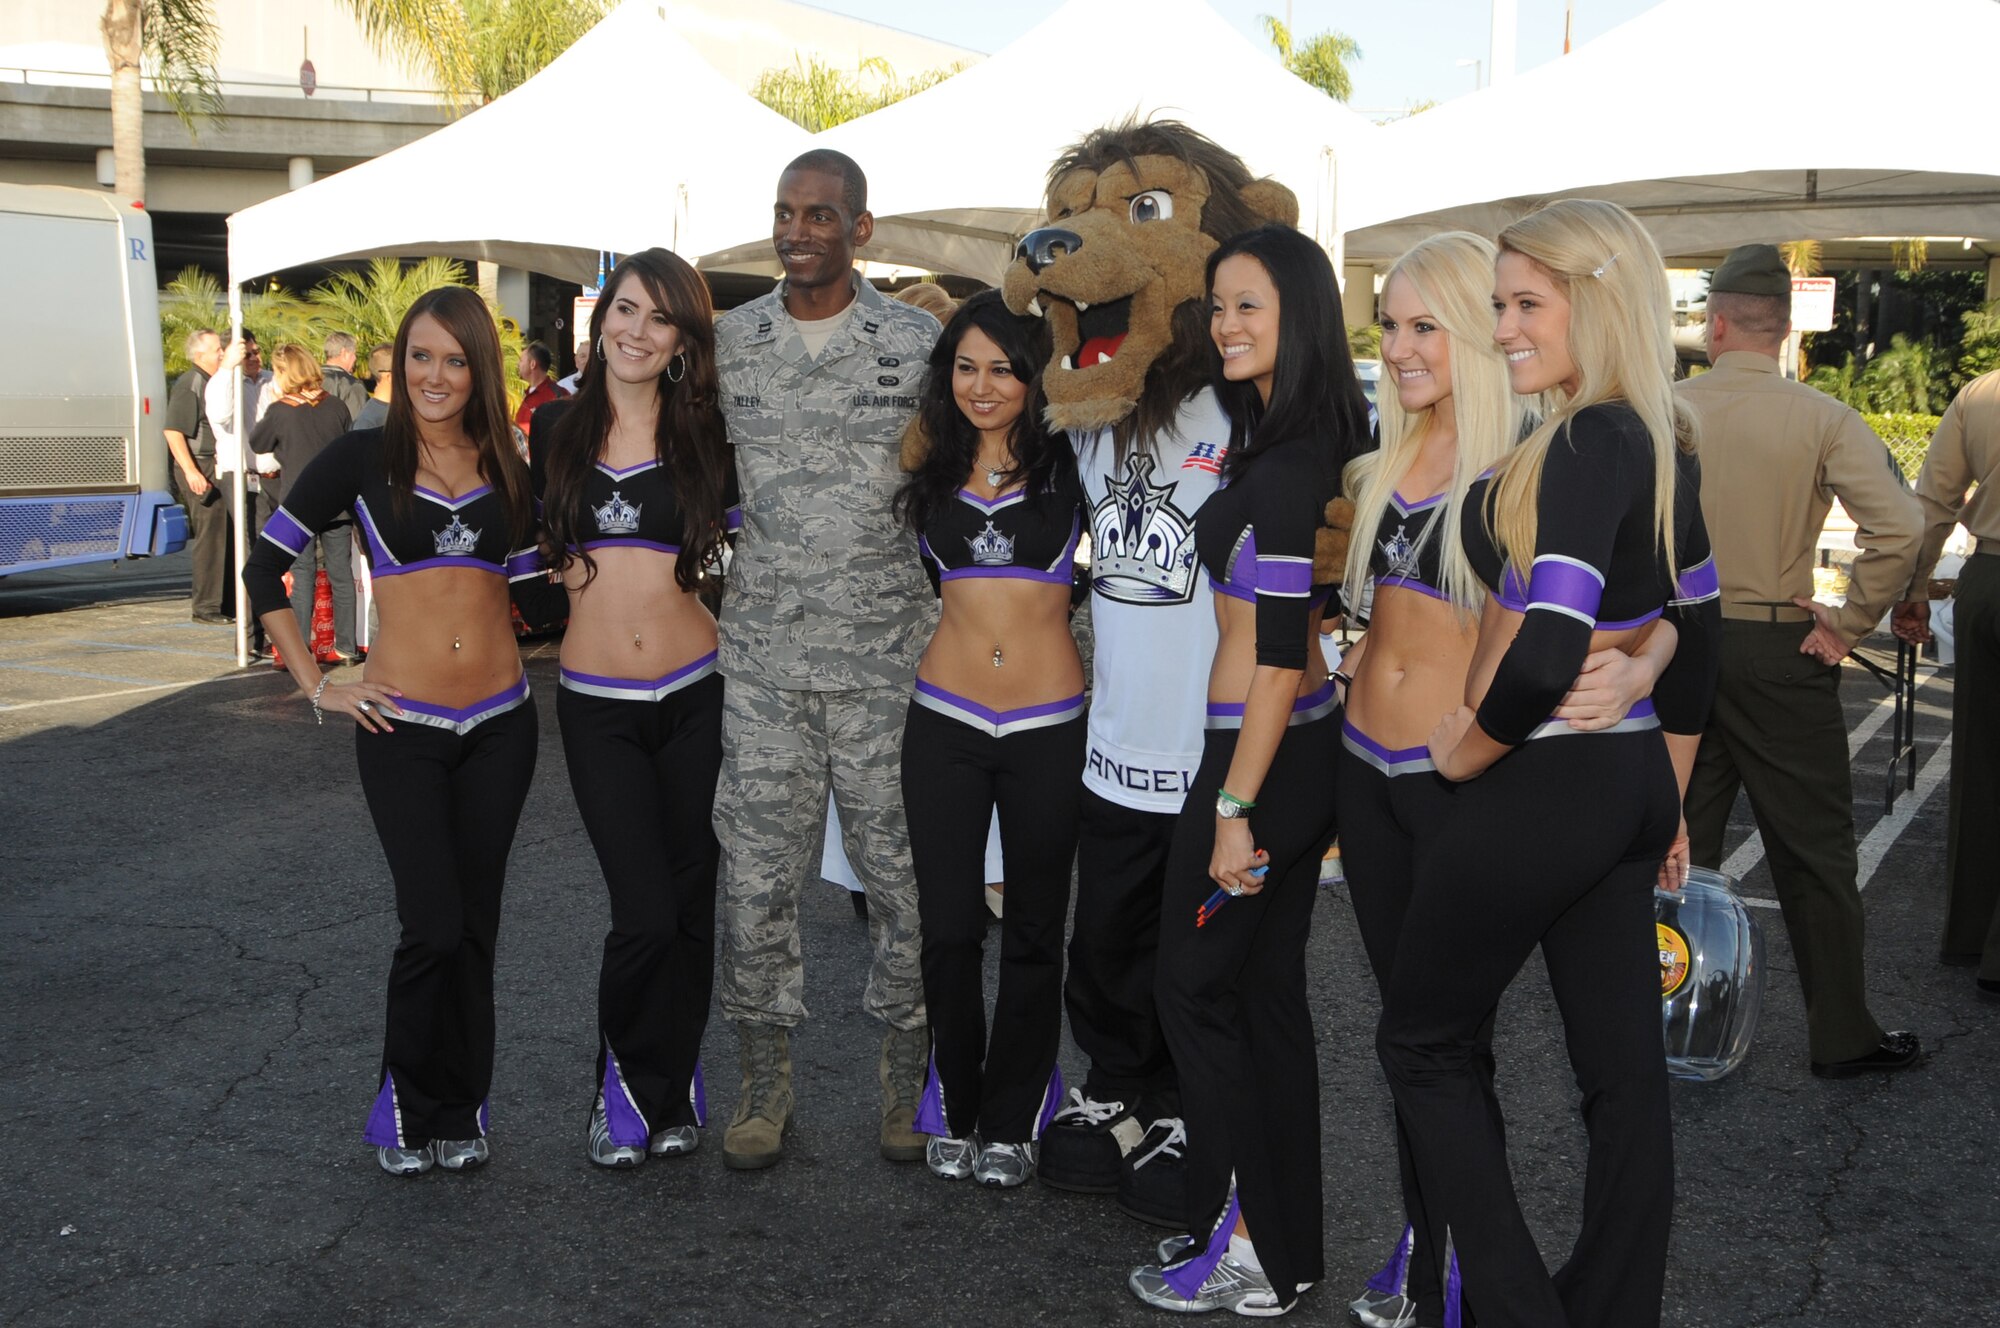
{"left": 0, "top": 183, "right": 187, "bottom": 576}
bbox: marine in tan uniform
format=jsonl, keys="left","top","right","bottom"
{"left": 1675, "top": 244, "right": 1923, "bottom": 1076}
{"left": 712, "top": 149, "right": 942, "bottom": 1169}
{"left": 1892, "top": 368, "right": 2000, "bottom": 999}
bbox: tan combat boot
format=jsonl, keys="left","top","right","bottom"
{"left": 723, "top": 1021, "right": 793, "bottom": 1171}
{"left": 879, "top": 1024, "right": 928, "bottom": 1162}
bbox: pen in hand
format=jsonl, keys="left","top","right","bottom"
{"left": 1196, "top": 864, "right": 1268, "bottom": 928}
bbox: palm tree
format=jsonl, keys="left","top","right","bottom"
{"left": 1261, "top": 15, "right": 1362, "bottom": 102}
{"left": 310, "top": 257, "right": 527, "bottom": 410}
{"left": 308, "top": 257, "right": 478, "bottom": 356}
{"left": 338, "top": 0, "right": 610, "bottom": 103}
{"left": 1860, "top": 333, "right": 1941, "bottom": 414}
{"left": 104, "top": 1, "right": 603, "bottom": 205}
{"left": 158, "top": 267, "right": 319, "bottom": 376}
{"left": 99, "top": 0, "right": 223, "bottom": 203}
{"left": 751, "top": 55, "right": 963, "bottom": 132}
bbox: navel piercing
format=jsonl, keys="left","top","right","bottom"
{"left": 634, "top": 632, "right": 643, "bottom": 650}
{"left": 992, "top": 645, "right": 1004, "bottom": 668}
{"left": 452, "top": 635, "right": 461, "bottom": 651}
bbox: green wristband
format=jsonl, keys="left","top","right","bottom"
{"left": 1217, "top": 788, "right": 1256, "bottom": 811}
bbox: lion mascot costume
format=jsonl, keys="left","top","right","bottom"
{"left": 987, "top": 118, "right": 1350, "bottom": 1228}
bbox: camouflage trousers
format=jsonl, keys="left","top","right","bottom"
{"left": 714, "top": 675, "right": 925, "bottom": 1032}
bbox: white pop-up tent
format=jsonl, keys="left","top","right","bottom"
{"left": 695, "top": 0, "right": 1381, "bottom": 283}
{"left": 1340, "top": 0, "right": 2000, "bottom": 265}
{"left": 225, "top": 0, "right": 810, "bottom": 286}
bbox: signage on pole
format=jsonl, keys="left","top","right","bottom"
{"left": 1791, "top": 277, "right": 1837, "bottom": 333}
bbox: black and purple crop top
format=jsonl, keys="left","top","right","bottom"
{"left": 566, "top": 455, "right": 743, "bottom": 555}
{"left": 1460, "top": 403, "right": 1720, "bottom": 744}
{"left": 1193, "top": 440, "right": 1338, "bottom": 672}
{"left": 531, "top": 400, "right": 743, "bottom": 558}
{"left": 245, "top": 429, "right": 540, "bottom": 620}
{"left": 1368, "top": 488, "right": 1452, "bottom": 606}
{"left": 917, "top": 467, "right": 1086, "bottom": 591}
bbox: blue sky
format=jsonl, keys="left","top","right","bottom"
{"left": 804, "top": 0, "right": 1662, "bottom": 115}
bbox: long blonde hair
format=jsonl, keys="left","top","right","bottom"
{"left": 1343, "top": 232, "right": 1524, "bottom": 616}
{"left": 1486, "top": 199, "right": 1694, "bottom": 584}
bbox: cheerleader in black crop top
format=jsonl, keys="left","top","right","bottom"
{"left": 1132, "top": 227, "right": 1368, "bottom": 1317}
{"left": 1374, "top": 213, "right": 1722, "bottom": 1328}
{"left": 893, "top": 293, "right": 1087, "bottom": 1185}
{"left": 242, "top": 287, "right": 541, "bottom": 1178}
{"left": 1332, "top": 237, "right": 1686, "bottom": 1328}
{"left": 528, "top": 249, "right": 738, "bottom": 1169}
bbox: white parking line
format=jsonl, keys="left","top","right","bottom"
{"left": 1721, "top": 668, "right": 1948, "bottom": 909}
{"left": 1854, "top": 736, "right": 1953, "bottom": 886}
{"left": 0, "top": 669, "right": 267, "bottom": 713}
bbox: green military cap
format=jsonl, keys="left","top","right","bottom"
{"left": 1709, "top": 243, "right": 1792, "bottom": 297}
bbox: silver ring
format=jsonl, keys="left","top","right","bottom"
{"left": 356, "top": 700, "right": 375, "bottom": 713}
{"left": 1227, "top": 884, "right": 1244, "bottom": 897}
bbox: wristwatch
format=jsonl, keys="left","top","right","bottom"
{"left": 1215, "top": 793, "right": 1253, "bottom": 820}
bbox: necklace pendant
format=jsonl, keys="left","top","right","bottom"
{"left": 985, "top": 467, "right": 1004, "bottom": 488}
{"left": 992, "top": 645, "right": 1004, "bottom": 668}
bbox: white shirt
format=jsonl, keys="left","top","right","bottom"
{"left": 1075, "top": 386, "right": 1229, "bottom": 814}
{"left": 202, "top": 368, "right": 272, "bottom": 475}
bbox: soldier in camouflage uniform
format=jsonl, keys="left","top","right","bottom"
{"left": 713, "top": 149, "right": 942, "bottom": 1169}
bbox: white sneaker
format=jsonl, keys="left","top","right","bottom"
{"left": 433, "top": 1137, "right": 489, "bottom": 1171}
{"left": 649, "top": 1124, "right": 700, "bottom": 1156}
{"left": 1349, "top": 1288, "right": 1417, "bottom": 1328}
{"left": 926, "top": 1134, "right": 979, "bottom": 1180}
{"left": 1128, "top": 1251, "right": 1293, "bottom": 1317}
{"left": 588, "top": 1095, "right": 645, "bottom": 1169}
{"left": 375, "top": 1143, "right": 433, "bottom": 1176}
{"left": 974, "top": 1140, "right": 1036, "bottom": 1187}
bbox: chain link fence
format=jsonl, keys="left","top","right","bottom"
{"left": 1863, "top": 412, "right": 1941, "bottom": 482}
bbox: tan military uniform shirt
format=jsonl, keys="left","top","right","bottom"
{"left": 715, "top": 274, "right": 941, "bottom": 691}
{"left": 1905, "top": 367, "right": 2000, "bottom": 598}
{"left": 1676, "top": 350, "right": 1921, "bottom": 644}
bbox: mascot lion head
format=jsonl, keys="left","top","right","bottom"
{"left": 1001, "top": 118, "right": 1298, "bottom": 445}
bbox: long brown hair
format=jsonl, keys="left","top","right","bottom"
{"left": 538, "top": 248, "right": 729, "bottom": 592}
{"left": 382, "top": 285, "right": 532, "bottom": 546}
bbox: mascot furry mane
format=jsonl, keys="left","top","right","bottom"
{"left": 1000, "top": 118, "right": 1297, "bottom": 449}
{"left": 996, "top": 116, "right": 1351, "bottom": 580}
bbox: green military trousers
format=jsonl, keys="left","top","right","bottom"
{"left": 1685, "top": 620, "right": 1887, "bottom": 1064}
{"left": 713, "top": 674, "right": 926, "bottom": 1032}
{"left": 1940, "top": 553, "right": 2000, "bottom": 979}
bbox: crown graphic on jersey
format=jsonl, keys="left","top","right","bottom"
{"left": 967, "top": 519, "right": 1016, "bottom": 566}
{"left": 433, "top": 513, "right": 482, "bottom": 557}
{"left": 593, "top": 489, "right": 643, "bottom": 535}
{"left": 1380, "top": 523, "right": 1418, "bottom": 577}
{"left": 1089, "top": 455, "right": 1197, "bottom": 599}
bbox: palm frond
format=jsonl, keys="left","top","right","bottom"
{"left": 1259, "top": 14, "right": 1360, "bottom": 102}
{"left": 142, "top": 0, "right": 224, "bottom": 133}
{"left": 1260, "top": 15, "right": 1294, "bottom": 64}
{"left": 159, "top": 265, "right": 226, "bottom": 375}
{"left": 335, "top": 0, "right": 478, "bottom": 107}
{"left": 466, "top": 0, "right": 609, "bottom": 101}
{"left": 308, "top": 256, "right": 471, "bottom": 355}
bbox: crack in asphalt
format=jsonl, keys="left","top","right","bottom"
{"left": 209, "top": 955, "right": 329, "bottom": 1117}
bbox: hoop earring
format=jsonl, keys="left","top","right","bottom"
{"left": 666, "top": 351, "right": 686, "bottom": 384}
{"left": 594, "top": 336, "right": 606, "bottom": 362}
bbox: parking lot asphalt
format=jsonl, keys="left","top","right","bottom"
{"left": 1, "top": 560, "right": 1993, "bottom": 1326}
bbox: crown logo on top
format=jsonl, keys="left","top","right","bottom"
{"left": 433, "top": 513, "right": 481, "bottom": 557}
{"left": 593, "top": 489, "right": 642, "bottom": 535}
{"left": 967, "top": 519, "right": 1015, "bottom": 566}
{"left": 1380, "top": 523, "right": 1418, "bottom": 579}
{"left": 1088, "top": 455, "right": 1198, "bottom": 604}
